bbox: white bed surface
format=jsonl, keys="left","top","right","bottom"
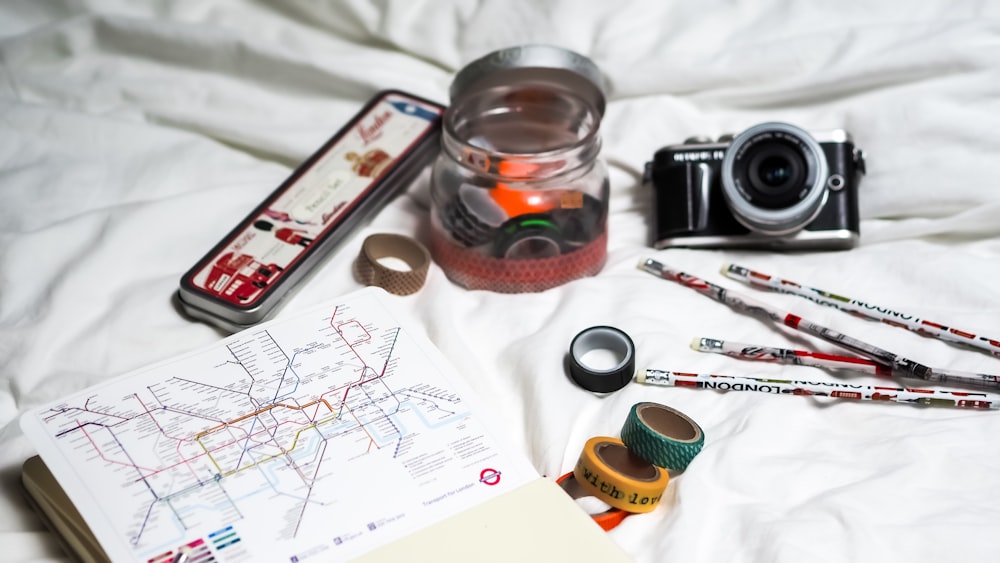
{"left": 3, "top": 2, "right": 1000, "bottom": 562}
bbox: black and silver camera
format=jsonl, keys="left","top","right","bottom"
{"left": 645, "top": 122, "right": 866, "bottom": 250}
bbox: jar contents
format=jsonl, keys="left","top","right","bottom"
{"left": 430, "top": 46, "right": 610, "bottom": 293}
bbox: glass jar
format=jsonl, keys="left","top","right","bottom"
{"left": 429, "top": 45, "right": 610, "bottom": 293}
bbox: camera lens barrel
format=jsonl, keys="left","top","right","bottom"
{"left": 720, "top": 122, "right": 829, "bottom": 236}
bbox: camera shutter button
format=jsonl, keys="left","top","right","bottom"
{"left": 683, "top": 136, "right": 713, "bottom": 145}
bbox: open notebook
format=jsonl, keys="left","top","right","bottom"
{"left": 20, "top": 287, "right": 631, "bottom": 563}
{"left": 21, "top": 456, "right": 631, "bottom": 563}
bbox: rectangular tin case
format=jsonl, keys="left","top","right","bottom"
{"left": 177, "top": 90, "right": 445, "bottom": 332}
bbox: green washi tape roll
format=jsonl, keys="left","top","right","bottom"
{"left": 620, "top": 402, "right": 705, "bottom": 472}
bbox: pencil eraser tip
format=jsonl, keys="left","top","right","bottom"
{"left": 689, "top": 337, "right": 701, "bottom": 350}
{"left": 635, "top": 369, "right": 647, "bottom": 383}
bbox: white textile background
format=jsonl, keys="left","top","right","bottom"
{"left": 3, "top": 1, "right": 1000, "bottom": 562}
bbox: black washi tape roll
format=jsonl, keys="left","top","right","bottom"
{"left": 568, "top": 326, "right": 636, "bottom": 393}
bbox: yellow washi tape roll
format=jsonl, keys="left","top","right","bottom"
{"left": 572, "top": 436, "right": 669, "bottom": 514}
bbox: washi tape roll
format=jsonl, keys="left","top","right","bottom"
{"left": 555, "top": 471, "right": 632, "bottom": 531}
{"left": 492, "top": 214, "right": 566, "bottom": 259}
{"left": 568, "top": 326, "right": 636, "bottom": 393}
{"left": 441, "top": 184, "right": 510, "bottom": 247}
{"left": 352, "top": 233, "right": 430, "bottom": 295}
{"left": 620, "top": 402, "right": 704, "bottom": 472}
{"left": 572, "top": 436, "right": 669, "bottom": 514}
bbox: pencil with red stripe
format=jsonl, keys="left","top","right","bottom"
{"left": 692, "top": 336, "right": 892, "bottom": 376}
{"left": 722, "top": 263, "right": 1000, "bottom": 359}
{"left": 639, "top": 258, "right": 1000, "bottom": 389}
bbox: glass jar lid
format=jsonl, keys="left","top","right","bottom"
{"left": 449, "top": 44, "right": 608, "bottom": 118}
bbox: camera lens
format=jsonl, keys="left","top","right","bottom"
{"left": 720, "top": 122, "right": 828, "bottom": 235}
{"left": 758, "top": 156, "right": 793, "bottom": 186}
{"left": 744, "top": 144, "right": 807, "bottom": 209}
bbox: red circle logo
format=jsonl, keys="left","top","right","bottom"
{"left": 479, "top": 468, "right": 501, "bottom": 486}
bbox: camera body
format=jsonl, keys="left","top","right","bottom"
{"left": 646, "top": 122, "right": 866, "bottom": 250}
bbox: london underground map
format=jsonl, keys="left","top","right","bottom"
{"left": 21, "top": 288, "right": 536, "bottom": 563}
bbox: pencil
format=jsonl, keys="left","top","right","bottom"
{"left": 637, "top": 369, "right": 1000, "bottom": 410}
{"left": 722, "top": 263, "right": 1000, "bottom": 359}
{"left": 692, "top": 337, "right": 892, "bottom": 376}
{"left": 638, "top": 258, "right": 1000, "bottom": 389}
{"left": 172, "top": 547, "right": 192, "bottom": 563}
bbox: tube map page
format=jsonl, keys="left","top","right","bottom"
{"left": 20, "top": 287, "right": 536, "bottom": 562}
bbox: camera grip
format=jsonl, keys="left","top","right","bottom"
{"left": 652, "top": 162, "right": 711, "bottom": 236}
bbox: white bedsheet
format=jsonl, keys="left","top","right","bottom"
{"left": 3, "top": 1, "right": 1000, "bottom": 562}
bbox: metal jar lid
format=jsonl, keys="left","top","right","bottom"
{"left": 449, "top": 44, "right": 608, "bottom": 117}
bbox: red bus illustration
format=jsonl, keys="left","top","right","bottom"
{"left": 957, "top": 399, "right": 992, "bottom": 409}
{"left": 204, "top": 252, "right": 282, "bottom": 303}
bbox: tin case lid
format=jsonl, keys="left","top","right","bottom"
{"left": 449, "top": 45, "right": 608, "bottom": 117}
{"left": 175, "top": 90, "right": 445, "bottom": 333}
